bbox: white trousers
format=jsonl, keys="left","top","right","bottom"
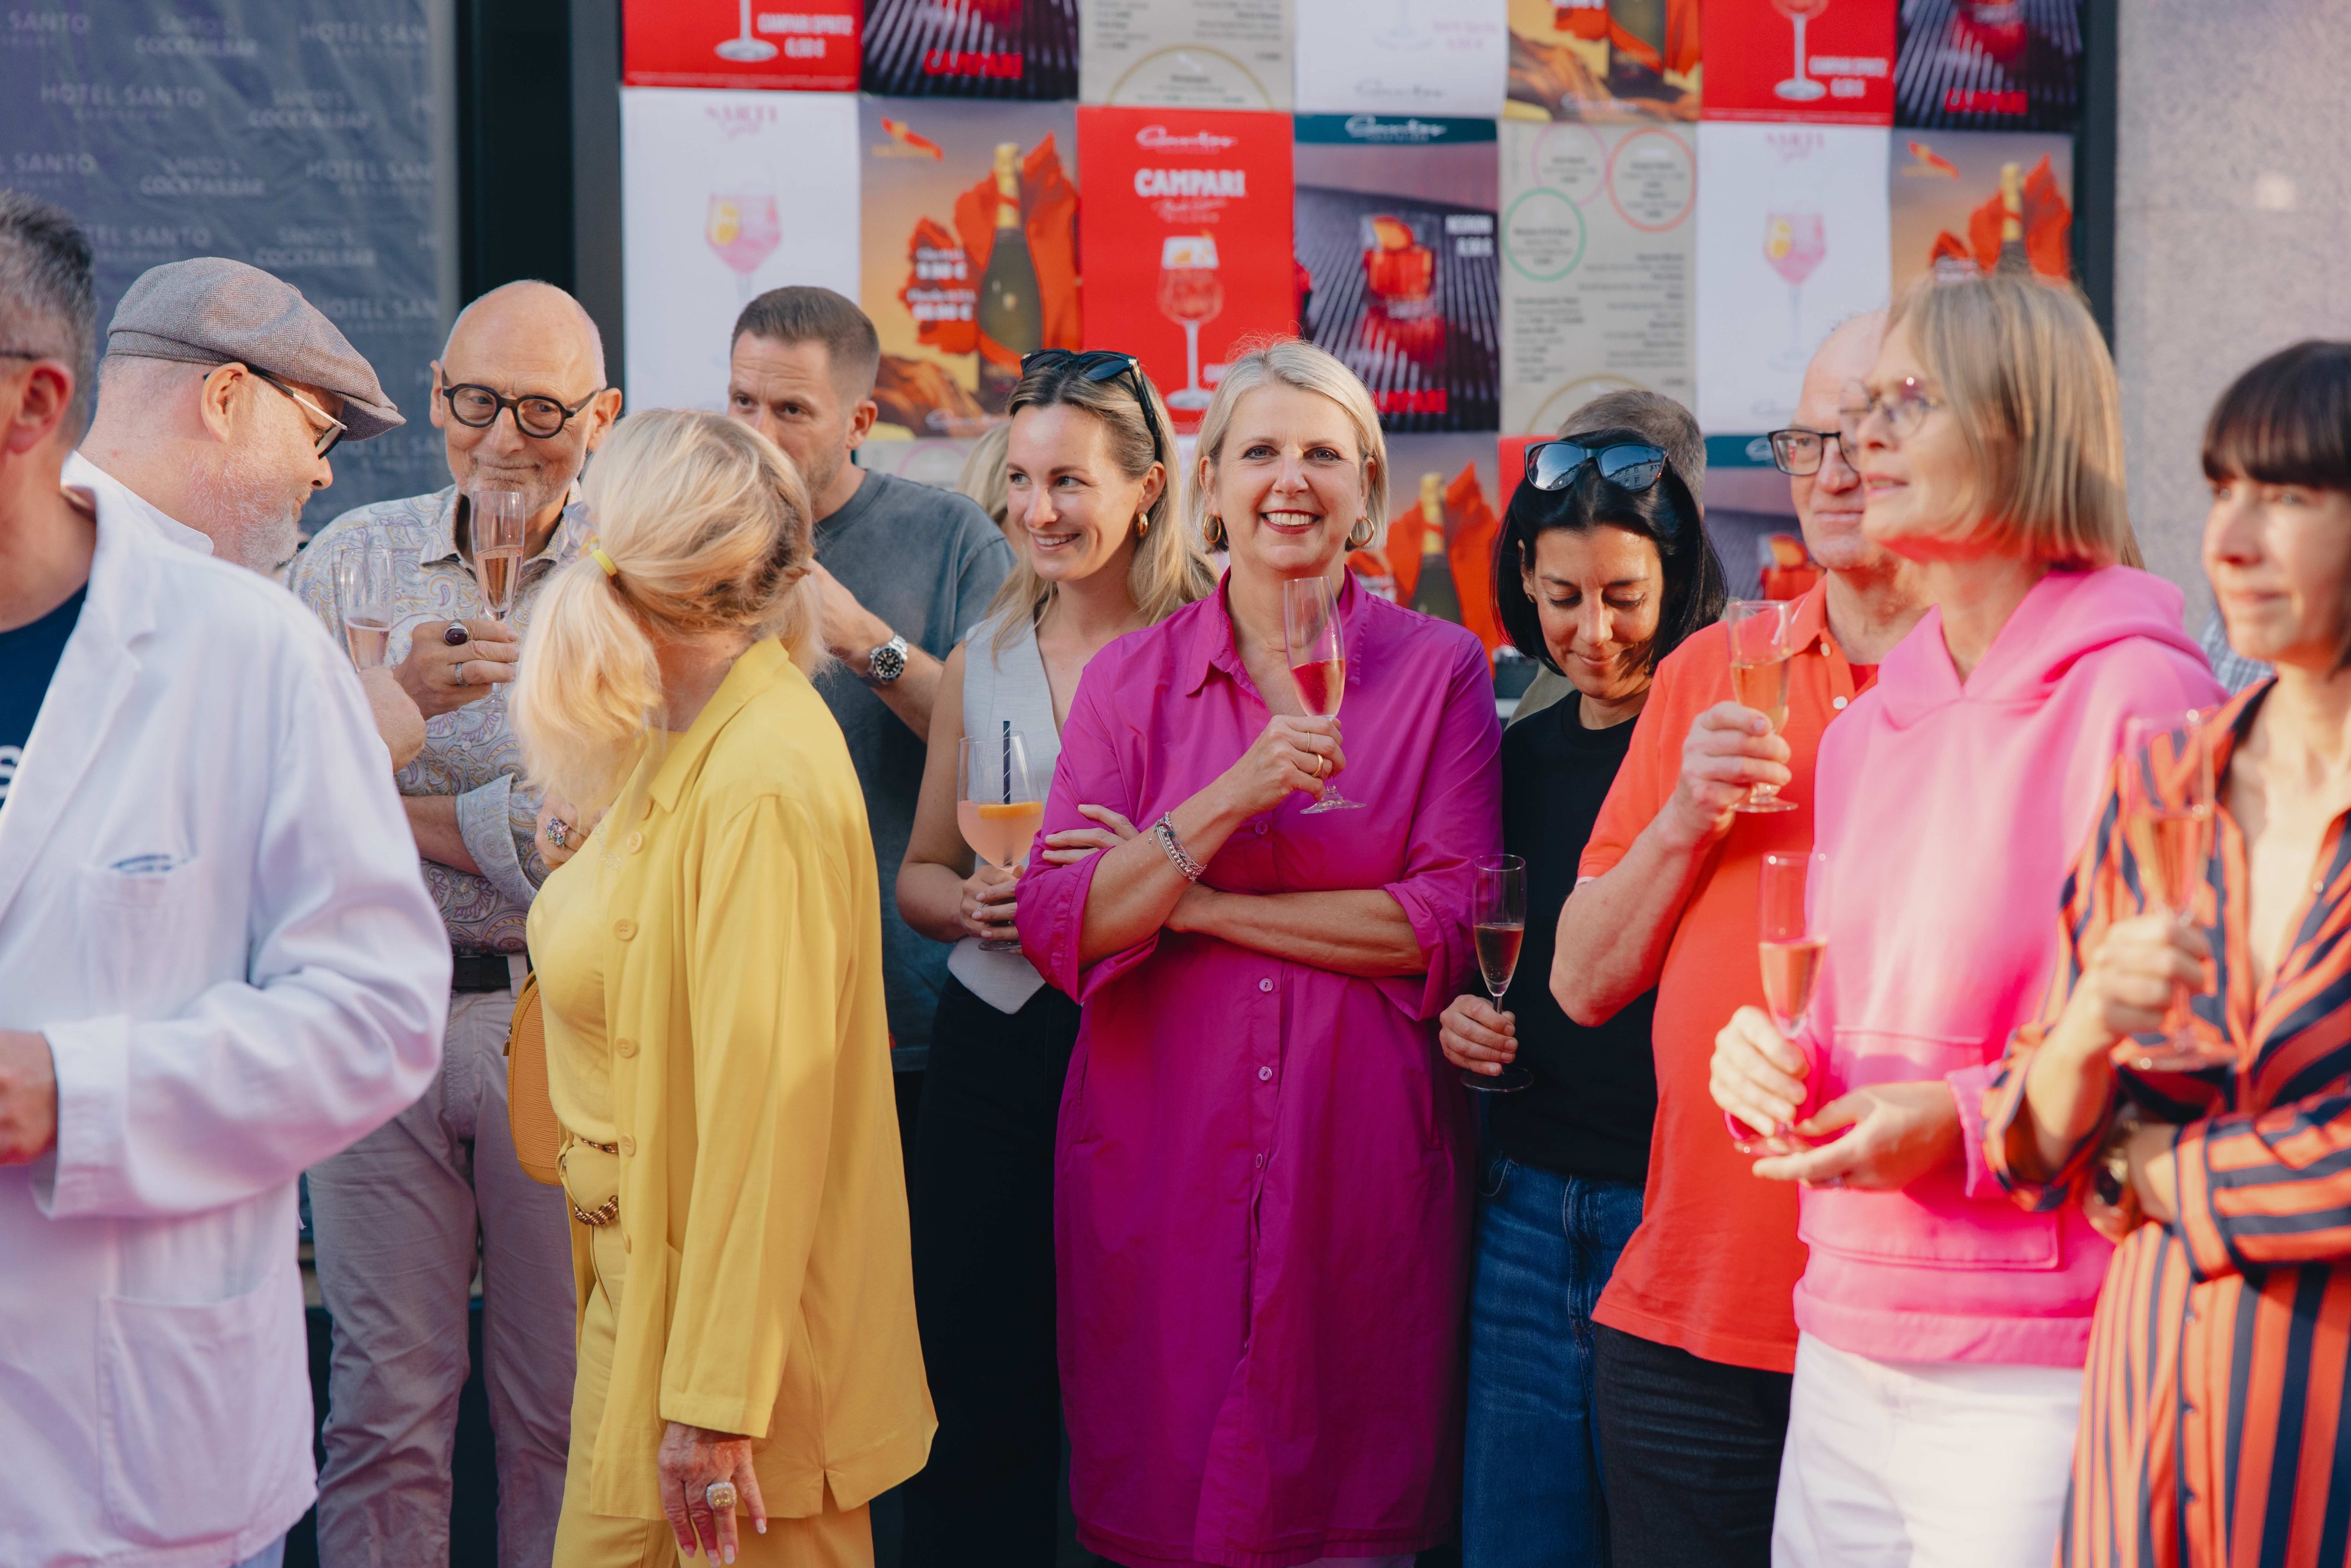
{"left": 1771, "top": 1334, "right": 2081, "bottom": 1568}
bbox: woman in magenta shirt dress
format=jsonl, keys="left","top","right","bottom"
{"left": 1016, "top": 341, "right": 1502, "bottom": 1568}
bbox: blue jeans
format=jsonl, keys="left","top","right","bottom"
{"left": 1462, "top": 1155, "right": 1645, "bottom": 1568}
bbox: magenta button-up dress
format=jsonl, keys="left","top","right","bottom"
{"left": 1016, "top": 579, "right": 1502, "bottom": 1568}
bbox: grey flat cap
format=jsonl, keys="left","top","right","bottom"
{"left": 107, "top": 257, "right": 403, "bottom": 440}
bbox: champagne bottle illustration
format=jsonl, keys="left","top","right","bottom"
{"left": 977, "top": 142, "right": 1042, "bottom": 414}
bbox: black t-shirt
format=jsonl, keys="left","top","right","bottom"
{"left": 0, "top": 586, "right": 85, "bottom": 811}
{"left": 1487, "top": 694, "right": 1658, "bottom": 1186}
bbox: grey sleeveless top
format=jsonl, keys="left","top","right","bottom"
{"left": 947, "top": 608, "right": 1061, "bottom": 1013}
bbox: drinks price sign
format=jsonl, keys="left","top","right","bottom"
{"left": 1076, "top": 107, "right": 1297, "bottom": 435}
{"left": 622, "top": 0, "right": 863, "bottom": 91}
{"left": 1700, "top": 0, "right": 1896, "bottom": 126}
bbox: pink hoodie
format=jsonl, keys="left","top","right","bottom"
{"left": 1796, "top": 567, "right": 2223, "bottom": 1367}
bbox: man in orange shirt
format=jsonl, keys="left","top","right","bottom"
{"left": 1552, "top": 311, "right": 1927, "bottom": 1566}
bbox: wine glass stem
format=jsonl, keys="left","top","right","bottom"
{"left": 1183, "top": 319, "right": 1203, "bottom": 391}
{"left": 1791, "top": 13, "right": 1807, "bottom": 78}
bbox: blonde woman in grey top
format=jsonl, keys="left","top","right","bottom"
{"left": 895, "top": 351, "right": 1213, "bottom": 1567}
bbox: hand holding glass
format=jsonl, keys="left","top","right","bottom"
{"left": 1733, "top": 849, "right": 1828, "bottom": 1154}
{"left": 2116, "top": 713, "right": 2228, "bottom": 1071}
{"left": 1284, "top": 576, "right": 1361, "bottom": 813}
{"left": 1724, "top": 599, "right": 1800, "bottom": 813}
{"left": 471, "top": 489, "right": 527, "bottom": 621}
{"left": 958, "top": 729, "right": 1042, "bottom": 951}
{"left": 1461, "top": 854, "right": 1532, "bottom": 1093}
{"left": 335, "top": 540, "right": 394, "bottom": 668}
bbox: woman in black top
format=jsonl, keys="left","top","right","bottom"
{"left": 1441, "top": 413, "right": 1725, "bottom": 1568}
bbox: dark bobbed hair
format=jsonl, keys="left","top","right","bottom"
{"left": 2202, "top": 340, "right": 2351, "bottom": 493}
{"left": 1493, "top": 425, "right": 1728, "bottom": 676}
{"left": 731, "top": 286, "right": 882, "bottom": 400}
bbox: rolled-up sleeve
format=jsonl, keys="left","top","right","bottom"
{"left": 1374, "top": 636, "right": 1502, "bottom": 1023}
{"left": 1015, "top": 664, "right": 1156, "bottom": 1001}
{"left": 456, "top": 771, "right": 547, "bottom": 904}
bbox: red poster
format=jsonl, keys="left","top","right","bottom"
{"left": 1076, "top": 106, "right": 1295, "bottom": 435}
{"left": 623, "top": 0, "right": 862, "bottom": 92}
{"left": 1700, "top": 0, "right": 1894, "bottom": 125}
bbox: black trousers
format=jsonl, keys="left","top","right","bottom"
{"left": 1590, "top": 1322, "right": 1793, "bottom": 1568}
{"left": 900, "top": 974, "right": 1081, "bottom": 1568}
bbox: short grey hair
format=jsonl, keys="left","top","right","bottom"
{"left": 1559, "top": 388, "right": 1704, "bottom": 513}
{"left": 0, "top": 189, "right": 97, "bottom": 437}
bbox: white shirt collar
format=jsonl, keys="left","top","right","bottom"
{"left": 62, "top": 450, "right": 216, "bottom": 557}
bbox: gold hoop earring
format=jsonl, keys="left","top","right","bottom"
{"left": 1135, "top": 514, "right": 1149, "bottom": 538}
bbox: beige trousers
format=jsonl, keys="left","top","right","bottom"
{"left": 552, "top": 1180, "right": 873, "bottom": 1568}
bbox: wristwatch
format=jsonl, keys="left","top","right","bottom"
{"left": 863, "top": 634, "right": 910, "bottom": 686}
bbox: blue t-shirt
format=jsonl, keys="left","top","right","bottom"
{"left": 0, "top": 587, "right": 85, "bottom": 809}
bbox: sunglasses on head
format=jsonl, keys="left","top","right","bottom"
{"left": 1019, "top": 349, "right": 1168, "bottom": 466}
{"left": 1523, "top": 439, "right": 1669, "bottom": 495}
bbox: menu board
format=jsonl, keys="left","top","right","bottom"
{"left": 1895, "top": 0, "right": 2084, "bottom": 131}
{"left": 1076, "top": 106, "right": 1296, "bottom": 436}
{"left": 1694, "top": 122, "right": 1890, "bottom": 435}
{"left": 857, "top": 98, "right": 1080, "bottom": 439}
{"left": 1079, "top": 0, "right": 1292, "bottom": 109}
{"left": 622, "top": 0, "right": 861, "bottom": 91}
{"left": 1702, "top": 0, "right": 1895, "bottom": 126}
{"left": 1294, "top": 115, "right": 1499, "bottom": 434}
{"left": 1499, "top": 120, "right": 1696, "bottom": 434}
{"left": 621, "top": 88, "right": 862, "bottom": 413}
{"left": 1888, "top": 129, "right": 2072, "bottom": 296}
{"left": 1505, "top": 0, "right": 1700, "bottom": 122}
{"left": 862, "top": 0, "right": 1080, "bottom": 99}
{"left": 1294, "top": 0, "right": 1508, "bottom": 118}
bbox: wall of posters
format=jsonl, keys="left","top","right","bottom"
{"left": 1702, "top": 0, "right": 1895, "bottom": 126}
{"left": 1694, "top": 122, "right": 1889, "bottom": 435}
{"left": 1505, "top": 0, "right": 1700, "bottom": 123}
{"left": 1888, "top": 129, "right": 2071, "bottom": 295}
{"left": 1079, "top": 0, "right": 1292, "bottom": 110}
{"left": 862, "top": 0, "right": 1079, "bottom": 99}
{"left": 1, "top": 0, "right": 448, "bottom": 534}
{"left": 1295, "top": 115, "right": 1499, "bottom": 433}
{"left": 622, "top": 0, "right": 862, "bottom": 91}
{"left": 856, "top": 97, "right": 1079, "bottom": 440}
{"left": 622, "top": 89, "right": 861, "bottom": 413}
{"left": 1294, "top": 0, "right": 1508, "bottom": 119}
{"left": 1077, "top": 106, "right": 1295, "bottom": 435}
{"left": 1499, "top": 120, "right": 1696, "bottom": 434}
{"left": 1895, "top": 0, "right": 2082, "bottom": 131}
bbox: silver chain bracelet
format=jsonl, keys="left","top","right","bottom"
{"left": 1152, "top": 813, "right": 1204, "bottom": 883}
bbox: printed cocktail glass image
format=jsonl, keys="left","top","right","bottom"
{"left": 1771, "top": 0, "right": 1831, "bottom": 100}
{"left": 706, "top": 193, "right": 782, "bottom": 305}
{"left": 1362, "top": 214, "right": 1436, "bottom": 322}
{"left": 715, "top": 0, "right": 779, "bottom": 61}
{"left": 1158, "top": 234, "right": 1224, "bottom": 411}
{"left": 1763, "top": 209, "right": 1826, "bottom": 369}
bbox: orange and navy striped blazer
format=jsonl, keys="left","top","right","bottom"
{"left": 1985, "top": 682, "right": 2351, "bottom": 1567}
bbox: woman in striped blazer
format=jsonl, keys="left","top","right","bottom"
{"left": 1988, "top": 340, "right": 2351, "bottom": 1567}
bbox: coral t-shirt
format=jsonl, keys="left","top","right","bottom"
{"left": 1578, "top": 583, "right": 1875, "bottom": 1374}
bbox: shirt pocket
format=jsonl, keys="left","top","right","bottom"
{"left": 96, "top": 1281, "right": 277, "bottom": 1545}
{"left": 1800, "top": 1026, "right": 2061, "bottom": 1272}
{"left": 78, "top": 859, "right": 212, "bottom": 1010}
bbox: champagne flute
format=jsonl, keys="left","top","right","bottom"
{"left": 1461, "top": 853, "right": 1532, "bottom": 1093}
{"left": 1284, "top": 575, "right": 1362, "bottom": 814}
{"left": 2117, "top": 712, "right": 2229, "bottom": 1072}
{"left": 1735, "top": 849, "right": 1828, "bottom": 1154}
{"left": 957, "top": 726, "right": 1042, "bottom": 951}
{"left": 471, "top": 489, "right": 526, "bottom": 621}
{"left": 1724, "top": 599, "right": 1801, "bottom": 813}
{"left": 334, "top": 538, "right": 394, "bottom": 668}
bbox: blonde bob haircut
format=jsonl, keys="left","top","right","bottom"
{"left": 513, "top": 408, "right": 825, "bottom": 812}
{"left": 1187, "top": 338, "right": 1389, "bottom": 554}
{"left": 1886, "top": 271, "right": 2142, "bottom": 569}
{"left": 990, "top": 354, "right": 1215, "bottom": 649}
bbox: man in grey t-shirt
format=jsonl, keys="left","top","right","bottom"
{"left": 726, "top": 287, "right": 1012, "bottom": 1064}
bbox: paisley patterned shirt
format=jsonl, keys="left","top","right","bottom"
{"left": 288, "top": 484, "right": 583, "bottom": 953}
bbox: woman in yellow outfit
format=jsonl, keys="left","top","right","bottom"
{"left": 513, "top": 408, "right": 933, "bottom": 1567}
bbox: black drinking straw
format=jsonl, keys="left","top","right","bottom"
{"left": 1001, "top": 719, "right": 1012, "bottom": 805}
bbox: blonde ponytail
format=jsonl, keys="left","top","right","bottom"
{"left": 513, "top": 407, "right": 825, "bottom": 811}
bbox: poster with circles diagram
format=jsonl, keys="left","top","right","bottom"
{"left": 1500, "top": 120, "right": 1697, "bottom": 435}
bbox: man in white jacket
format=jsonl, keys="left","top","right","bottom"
{"left": 0, "top": 194, "right": 448, "bottom": 1568}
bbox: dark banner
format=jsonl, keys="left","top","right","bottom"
{"left": 2, "top": 1, "right": 446, "bottom": 532}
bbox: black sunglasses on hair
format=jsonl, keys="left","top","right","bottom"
{"left": 1019, "top": 349, "right": 1168, "bottom": 469}
{"left": 1524, "top": 439, "right": 1669, "bottom": 494}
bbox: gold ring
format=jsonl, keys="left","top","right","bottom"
{"left": 1315, "top": 753, "right": 1327, "bottom": 779}
{"left": 705, "top": 1479, "right": 738, "bottom": 1514}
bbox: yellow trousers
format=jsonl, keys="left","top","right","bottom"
{"left": 552, "top": 1210, "right": 872, "bottom": 1568}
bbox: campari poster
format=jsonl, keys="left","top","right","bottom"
{"left": 857, "top": 98, "right": 1080, "bottom": 440}
{"left": 622, "top": 0, "right": 862, "bottom": 91}
{"left": 1887, "top": 128, "right": 2072, "bottom": 296}
{"left": 1294, "top": 114, "right": 1499, "bottom": 434}
{"left": 1505, "top": 0, "right": 1701, "bottom": 123}
{"left": 1701, "top": 0, "right": 1895, "bottom": 125}
{"left": 1895, "top": 0, "right": 2084, "bottom": 131}
{"left": 1077, "top": 106, "right": 1297, "bottom": 436}
{"left": 862, "top": 0, "right": 1081, "bottom": 99}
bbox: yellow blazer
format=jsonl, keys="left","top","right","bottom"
{"left": 571, "top": 637, "right": 933, "bottom": 1521}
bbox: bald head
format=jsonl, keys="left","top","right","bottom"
{"left": 443, "top": 279, "right": 605, "bottom": 385}
{"left": 1795, "top": 310, "right": 1884, "bottom": 434}
{"left": 430, "top": 280, "right": 619, "bottom": 532}
{"left": 1789, "top": 310, "right": 1886, "bottom": 572}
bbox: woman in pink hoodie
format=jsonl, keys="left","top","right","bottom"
{"left": 1709, "top": 273, "right": 2224, "bottom": 1566}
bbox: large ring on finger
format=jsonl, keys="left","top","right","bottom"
{"left": 705, "top": 1480, "right": 738, "bottom": 1514}
{"left": 546, "top": 817, "right": 571, "bottom": 850}
{"left": 450, "top": 658, "right": 468, "bottom": 686}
